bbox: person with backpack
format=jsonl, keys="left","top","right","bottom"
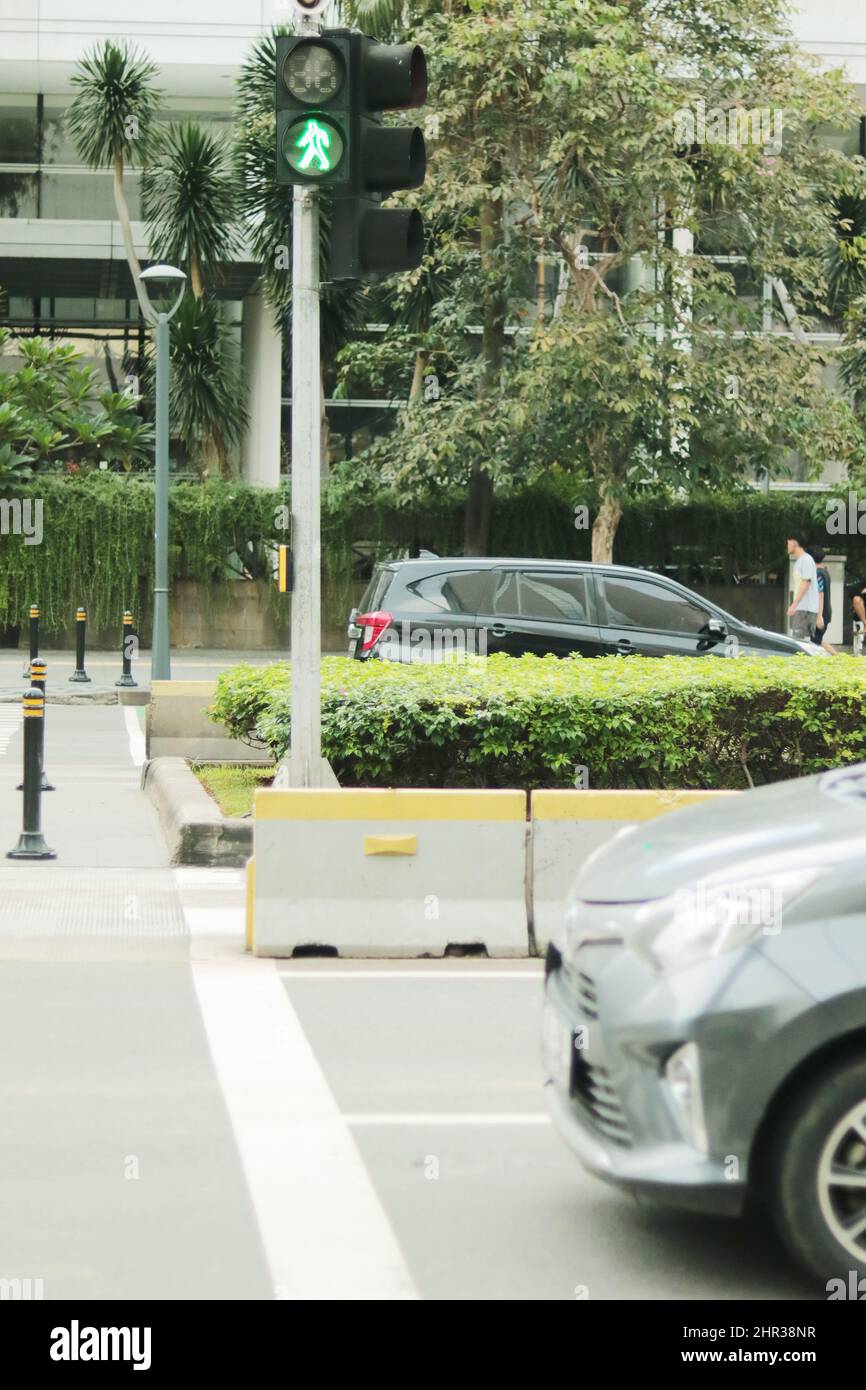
{"left": 806, "top": 545, "right": 837, "bottom": 654}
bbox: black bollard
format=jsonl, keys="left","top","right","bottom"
{"left": 69, "top": 606, "right": 91, "bottom": 683}
{"left": 7, "top": 687, "right": 56, "bottom": 860}
{"left": 18, "top": 660, "right": 54, "bottom": 792}
{"left": 115, "top": 611, "right": 138, "bottom": 688}
{"left": 23, "top": 604, "right": 39, "bottom": 680}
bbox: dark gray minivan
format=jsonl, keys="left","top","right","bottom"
{"left": 348, "top": 558, "right": 818, "bottom": 661}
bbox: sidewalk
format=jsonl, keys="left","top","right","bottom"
{"left": 0, "top": 648, "right": 291, "bottom": 703}
{"left": 0, "top": 701, "right": 272, "bottom": 1298}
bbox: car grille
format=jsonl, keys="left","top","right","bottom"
{"left": 572, "top": 1055, "right": 633, "bottom": 1147}
{"left": 567, "top": 962, "right": 632, "bottom": 1147}
{"left": 575, "top": 968, "right": 599, "bottom": 1019}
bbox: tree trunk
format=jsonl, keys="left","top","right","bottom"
{"left": 463, "top": 191, "right": 505, "bottom": 556}
{"left": 591, "top": 490, "right": 623, "bottom": 564}
{"left": 189, "top": 254, "right": 204, "bottom": 302}
{"left": 409, "top": 349, "right": 429, "bottom": 405}
{"left": 464, "top": 468, "right": 494, "bottom": 557}
{"left": 201, "top": 434, "right": 222, "bottom": 478}
{"left": 112, "top": 151, "right": 151, "bottom": 322}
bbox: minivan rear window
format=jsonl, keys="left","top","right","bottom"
{"left": 357, "top": 566, "right": 393, "bottom": 614}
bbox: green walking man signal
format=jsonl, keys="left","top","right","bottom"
{"left": 297, "top": 118, "right": 332, "bottom": 171}
{"left": 287, "top": 116, "right": 344, "bottom": 176}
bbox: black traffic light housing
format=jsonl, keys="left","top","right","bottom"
{"left": 275, "top": 28, "right": 429, "bottom": 279}
{"left": 332, "top": 32, "right": 427, "bottom": 280}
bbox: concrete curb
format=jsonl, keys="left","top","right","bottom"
{"left": 143, "top": 757, "right": 252, "bottom": 867}
{"left": 0, "top": 691, "right": 122, "bottom": 705}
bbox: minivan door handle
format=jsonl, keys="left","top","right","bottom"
{"left": 490, "top": 624, "right": 511, "bottom": 638}
{"left": 616, "top": 638, "right": 635, "bottom": 654}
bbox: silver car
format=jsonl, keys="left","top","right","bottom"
{"left": 543, "top": 762, "right": 866, "bottom": 1285}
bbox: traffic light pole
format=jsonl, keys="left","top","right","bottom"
{"left": 289, "top": 185, "right": 329, "bottom": 788}
{"left": 276, "top": 11, "right": 427, "bottom": 787}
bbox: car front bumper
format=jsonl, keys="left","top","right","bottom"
{"left": 543, "top": 977, "right": 747, "bottom": 1216}
{"left": 542, "top": 921, "right": 813, "bottom": 1218}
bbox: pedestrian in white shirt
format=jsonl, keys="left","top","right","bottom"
{"left": 786, "top": 533, "right": 818, "bottom": 641}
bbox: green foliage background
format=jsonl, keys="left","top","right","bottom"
{"left": 0, "top": 474, "right": 863, "bottom": 637}
{"left": 210, "top": 653, "right": 866, "bottom": 790}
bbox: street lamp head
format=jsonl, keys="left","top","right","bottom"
{"left": 140, "top": 263, "right": 187, "bottom": 288}
{"left": 140, "top": 263, "right": 187, "bottom": 322}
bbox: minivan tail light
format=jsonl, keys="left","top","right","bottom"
{"left": 357, "top": 610, "right": 393, "bottom": 652}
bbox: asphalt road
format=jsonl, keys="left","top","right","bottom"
{"left": 279, "top": 960, "right": 817, "bottom": 1301}
{"left": 0, "top": 700, "right": 818, "bottom": 1301}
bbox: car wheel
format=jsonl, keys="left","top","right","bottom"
{"left": 770, "top": 1056, "right": 866, "bottom": 1286}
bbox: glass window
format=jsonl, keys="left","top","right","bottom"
{"left": 40, "top": 172, "right": 142, "bottom": 221}
{"left": 600, "top": 576, "right": 709, "bottom": 633}
{"left": 358, "top": 567, "right": 392, "bottom": 613}
{"left": 402, "top": 569, "right": 495, "bottom": 615}
{"left": 0, "top": 172, "right": 38, "bottom": 218}
{"left": 492, "top": 570, "right": 520, "bottom": 617}
{"left": 519, "top": 571, "right": 590, "bottom": 622}
{"left": 0, "top": 97, "right": 38, "bottom": 162}
{"left": 42, "top": 99, "right": 80, "bottom": 165}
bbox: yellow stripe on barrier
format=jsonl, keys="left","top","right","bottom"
{"left": 255, "top": 789, "right": 525, "bottom": 822}
{"left": 364, "top": 834, "right": 418, "bottom": 856}
{"left": 531, "top": 789, "right": 738, "bottom": 821}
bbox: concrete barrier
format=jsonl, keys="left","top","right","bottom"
{"left": 146, "top": 680, "right": 271, "bottom": 762}
{"left": 531, "top": 789, "right": 738, "bottom": 955}
{"left": 252, "top": 788, "right": 528, "bottom": 958}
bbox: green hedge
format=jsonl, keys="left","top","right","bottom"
{"left": 209, "top": 654, "right": 866, "bottom": 790}
{"left": 0, "top": 475, "right": 283, "bottom": 635}
{"left": 1, "top": 473, "right": 862, "bottom": 640}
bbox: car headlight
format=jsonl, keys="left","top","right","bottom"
{"left": 631, "top": 868, "right": 820, "bottom": 974}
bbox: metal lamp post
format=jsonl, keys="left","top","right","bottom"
{"left": 139, "top": 263, "right": 187, "bottom": 683}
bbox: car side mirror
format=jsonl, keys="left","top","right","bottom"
{"left": 707, "top": 617, "right": 726, "bottom": 637}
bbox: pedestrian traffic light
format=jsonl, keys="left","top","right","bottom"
{"left": 329, "top": 31, "right": 428, "bottom": 280}
{"left": 275, "top": 28, "right": 429, "bottom": 277}
{"left": 275, "top": 32, "right": 353, "bottom": 188}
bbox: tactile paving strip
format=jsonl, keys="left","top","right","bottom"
{"left": 0, "top": 869, "right": 189, "bottom": 961}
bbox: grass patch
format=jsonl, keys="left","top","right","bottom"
{"left": 190, "top": 762, "right": 275, "bottom": 818}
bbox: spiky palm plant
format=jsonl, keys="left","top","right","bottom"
{"left": 341, "top": 0, "right": 406, "bottom": 36}
{"left": 66, "top": 41, "right": 162, "bottom": 319}
{"left": 161, "top": 296, "right": 248, "bottom": 477}
{"left": 142, "top": 122, "right": 240, "bottom": 299}
{"left": 825, "top": 193, "right": 866, "bottom": 318}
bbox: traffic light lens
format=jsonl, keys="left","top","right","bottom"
{"left": 283, "top": 41, "right": 344, "bottom": 103}
{"left": 285, "top": 116, "right": 345, "bottom": 176}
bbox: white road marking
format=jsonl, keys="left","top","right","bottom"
{"left": 123, "top": 704, "right": 146, "bottom": 767}
{"left": 345, "top": 1113, "right": 551, "bottom": 1126}
{"left": 0, "top": 706, "right": 21, "bottom": 760}
{"left": 175, "top": 868, "right": 244, "bottom": 888}
{"left": 184, "top": 914, "right": 417, "bottom": 1301}
{"left": 279, "top": 969, "right": 542, "bottom": 979}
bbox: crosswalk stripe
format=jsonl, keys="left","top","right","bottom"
{"left": 185, "top": 917, "right": 417, "bottom": 1300}
{"left": 0, "top": 708, "right": 20, "bottom": 759}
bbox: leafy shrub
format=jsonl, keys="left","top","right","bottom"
{"left": 0, "top": 334, "right": 153, "bottom": 478}
{"left": 209, "top": 653, "right": 866, "bottom": 790}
